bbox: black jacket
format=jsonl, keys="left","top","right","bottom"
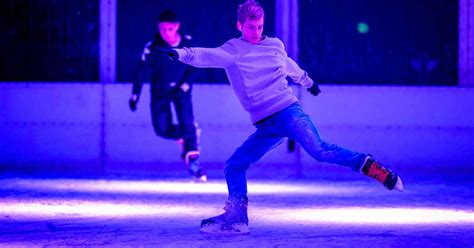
{"left": 132, "top": 32, "right": 196, "bottom": 99}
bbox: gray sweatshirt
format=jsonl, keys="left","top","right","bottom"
{"left": 175, "top": 37, "right": 314, "bottom": 124}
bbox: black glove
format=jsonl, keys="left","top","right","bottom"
{"left": 129, "top": 95, "right": 138, "bottom": 111}
{"left": 307, "top": 83, "right": 321, "bottom": 96}
{"left": 155, "top": 47, "right": 179, "bottom": 60}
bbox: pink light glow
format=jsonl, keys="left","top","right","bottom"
{"left": 3, "top": 179, "right": 472, "bottom": 225}
{"left": 5, "top": 179, "right": 364, "bottom": 195}
{"left": 2, "top": 200, "right": 473, "bottom": 225}
{"left": 0, "top": 200, "right": 213, "bottom": 218}
{"left": 256, "top": 207, "right": 474, "bottom": 225}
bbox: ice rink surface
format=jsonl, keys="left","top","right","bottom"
{"left": 1, "top": 172, "right": 473, "bottom": 247}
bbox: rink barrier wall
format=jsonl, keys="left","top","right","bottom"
{"left": 1, "top": 83, "right": 473, "bottom": 177}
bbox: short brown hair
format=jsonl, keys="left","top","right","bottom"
{"left": 237, "top": 0, "right": 264, "bottom": 24}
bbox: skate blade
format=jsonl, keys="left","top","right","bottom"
{"left": 394, "top": 176, "right": 404, "bottom": 192}
{"left": 193, "top": 175, "right": 207, "bottom": 183}
{"left": 200, "top": 223, "right": 249, "bottom": 235}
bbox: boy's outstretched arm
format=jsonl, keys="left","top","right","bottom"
{"left": 286, "top": 56, "right": 321, "bottom": 96}
{"left": 154, "top": 47, "right": 179, "bottom": 60}
{"left": 129, "top": 43, "right": 155, "bottom": 111}
{"left": 155, "top": 44, "right": 235, "bottom": 69}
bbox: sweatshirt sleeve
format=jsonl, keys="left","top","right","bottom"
{"left": 286, "top": 56, "right": 314, "bottom": 88}
{"left": 131, "top": 41, "right": 154, "bottom": 96}
{"left": 174, "top": 42, "right": 235, "bottom": 69}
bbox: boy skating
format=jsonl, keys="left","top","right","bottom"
{"left": 129, "top": 10, "right": 206, "bottom": 182}
{"left": 158, "top": 0, "right": 403, "bottom": 234}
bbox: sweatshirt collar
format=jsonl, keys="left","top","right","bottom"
{"left": 239, "top": 35, "right": 268, "bottom": 44}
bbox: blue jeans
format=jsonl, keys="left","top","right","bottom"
{"left": 225, "top": 102, "right": 367, "bottom": 200}
{"left": 150, "top": 88, "right": 198, "bottom": 153}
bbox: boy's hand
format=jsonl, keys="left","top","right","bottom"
{"left": 155, "top": 47, "right": 179, "bottom": 60}
{"left": 307, "top": 83, "right": 321, "bottom": 96}
{"left": 129, "top": 94, "right": 138, "bottom": 111}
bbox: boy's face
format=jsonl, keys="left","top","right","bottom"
{"left": 237, "top": 17, "right": 264, "bottom": 44}
{"left": 158, "top": 21, "right": 180, "bottom": 44}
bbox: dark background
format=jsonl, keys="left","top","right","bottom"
{"left": 116, "top": 0, "right": 275, "bottom": 84}
{"left": 0, "top": 0, "right": 99, "bottom": 81}
{"left": 299, "top": 0, "right": 458, "bottom": 85}
{"left": 0, "top": 0, "right": 458, "bottom": 85}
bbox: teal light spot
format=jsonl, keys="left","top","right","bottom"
{"left": 357, "top": 22, "right": 369, "bottom": 34}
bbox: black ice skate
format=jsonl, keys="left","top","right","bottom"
{"left": 185, "top": 151, "right": 207, "bottom": 183}
{"left": 361, "top": 155, "right": 403, "bottom": 191}
{"left": 200, "top": 199, "right": 249, "bottom": 235}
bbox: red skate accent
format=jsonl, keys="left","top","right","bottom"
{"left": 366, "top": 160, "right": 390, "bottom": 184}
{"left": 185, "top": 151, "right": 200, "bottom": 165}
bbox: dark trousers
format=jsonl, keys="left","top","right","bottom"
{"left": 150, "top": 89, "right": 198, "bottom": 154}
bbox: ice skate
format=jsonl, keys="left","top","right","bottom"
{"left": 195, "top": 122, "right": 202, "bottom": 150}
{"left": 361, "top": 155, "right": 403, "bottom": 191}
{"left": 176, "top": 138, "right": 185, "bottom": 159}
{"left": 200, "top": 199, "right": 249, "bottom": 235}
{"left": 185, "top": 151, "right": 207, "bottom": 183}
{"left": 177, "top": 123, "right": 201, "bottom": 159}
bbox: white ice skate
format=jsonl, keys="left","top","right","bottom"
{"left": 200, "top": 199, "right": 249, "bottom": 235}
{"left": 200, "top": 222, "right": 249, "bottom": 235}
{"left": 185, "top": 151, "right": 207, "bottom": 183}
{"left": 193, "top": 174, "right": 207, "bottom": 183}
